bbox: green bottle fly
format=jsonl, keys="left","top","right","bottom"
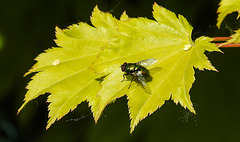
{"left": 121, "top": 58, "right": 157, "bottom": 89}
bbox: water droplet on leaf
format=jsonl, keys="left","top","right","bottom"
{"left": 52, "top": 60, "right": 61, "bottom": 66}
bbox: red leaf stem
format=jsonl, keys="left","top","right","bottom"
{"left": 215, "top": 43, "right": 240, "bottom": 48}
{"left": 212, "top": 37, "right": 231, "bottom": 42}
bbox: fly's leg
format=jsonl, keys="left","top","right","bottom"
{"left": 137, "top": 77, "right": 146, "bottom": 89}
{"left": 134, "top": 79, "right": 145, "bottom": 89}
{"left": 140, "top": 83, "right": 145, "bottom": 89}
{"left": 128, "top": 76, "right": 135, "bottom": 89}
{"left": 121, "top": 74, "right": 126, "bottom": 82}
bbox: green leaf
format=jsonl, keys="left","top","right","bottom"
{"left": 217, "top": 0, "right": 240, "bottom": 28}
{"left": 19, "top": 3, "right": 221, "bottom": 133}
{"left": 225, "top": 29, "right": 240, "bottom": 44}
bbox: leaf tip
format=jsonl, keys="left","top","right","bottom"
{"left": 95, "top": 5, "right": 99, "bottom": 9}
{"left": 129, "top": 121, "right": 137, "bottom": 134}
{"left": 186, "top": 105, "right": 196, "bottom": 114}
{"left": 152, "top": 2, "right": 161, "bottom": 11}
{"left": 55, "top": 26, "right": 59, "bottom": 30}
{"left": 17, "top": 101, "right": 28, "bottom": 115}
{"left": 93, "top": 5, "right": 100, "bottom": 14}
{"left": 192, "top": 109, "right": 196, "bottom": 114}
{"left": 120, "top": 11, "right": 129, "bottom": 21}
{"left": 153, "top": 2, "right": 159, "bottom": 7}
{"left": 17, "top": 108, "right": 21, "bottom": 115}
{"left": 55, "top": 26, "right": 61, "bottom": 32}
{"left": 94, "top": 114, "right": 100, "bottom": 124}
{"left": 46, "top": 124, "right": 51, "bottom": 130}
{"left": 24, "top": 71, "right": 30, "bottom": 77}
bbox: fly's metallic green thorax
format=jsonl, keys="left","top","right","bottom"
{"left": 121, "top": 63, "right": 149, "bottom": 77}
{"left": 120, "top": 58, "right": 157, "bottom": 89}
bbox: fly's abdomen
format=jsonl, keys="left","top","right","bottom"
{"left": 138, "top": 66, "right": 149, "bottom": 77}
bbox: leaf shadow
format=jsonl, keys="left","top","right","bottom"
{"left": 95, "top": 74, "right": 109, "bottom": 83}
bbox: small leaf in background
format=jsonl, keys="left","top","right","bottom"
{"left": 217, "top": 0, "right": 240, "bottom": 28}
{"left": 225, "top": 29, "right": 240, "bottom": 44}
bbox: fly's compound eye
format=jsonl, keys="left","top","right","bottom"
{"left": 121, "top": 62, "right": 127, "bottom": 72}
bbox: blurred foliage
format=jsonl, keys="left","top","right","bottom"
{"left": 216, "top": 0, "right": 240, "bottom": 28}
{"left": 0, "top": 0, "right": 240, "bottom": 142}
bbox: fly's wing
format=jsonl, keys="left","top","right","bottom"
{"left": 136, "top": 58, "right": 157, "bottom": 67}
{"left": 137, "top": 76, "right": 147, "bottom": 86}
{"left": 137, "top": 76, "right": 152, "bottom": 94}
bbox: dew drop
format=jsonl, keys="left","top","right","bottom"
{"left": 184, "top": 44, "right": 192, "bottom": 51}
{"left": 52, "top": 59, "right": 61, "bottom": 66}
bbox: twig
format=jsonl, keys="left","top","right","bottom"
{"left": 216, "top": 43, "right": 240, "bottom": 48}
{"left": 212, "top": 37, "right": 231, "bottom": 42}
{"left": 211, "top": 37, "right": 240, "bottom": 48}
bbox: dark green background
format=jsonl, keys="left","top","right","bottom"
{"left": 0, "top": 0, "right": 240, "bottom": 141}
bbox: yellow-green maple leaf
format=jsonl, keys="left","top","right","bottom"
{"left": 91, "top": 3, "right": 221, "bottom": 133}
{"left": 18, "top": 3, "right": 221, "bottom": 133}
{"left": 217, "top": 0, "right": 240, "bottom": 28}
